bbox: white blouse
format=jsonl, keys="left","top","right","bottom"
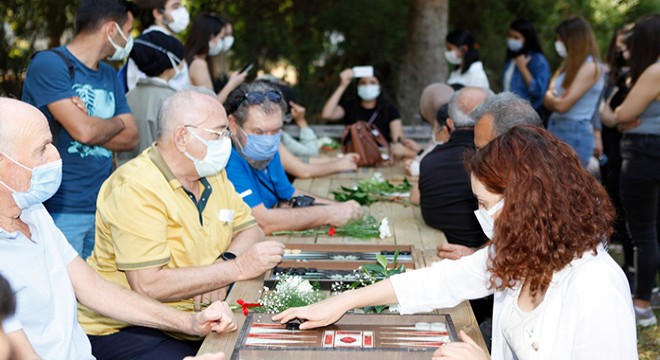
{"left": 390, "top": 245, "right": 637, "bottom": 359}
{"left": 447, "top": 61, "right": 491, "bottom": 90}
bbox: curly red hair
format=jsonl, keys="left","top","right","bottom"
{"left": 466, "top": 126, "right": 615, "bottom": 296}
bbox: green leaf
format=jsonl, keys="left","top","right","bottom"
{"left": 376, "top": 253, "right": 387, "bottom": 270}
{"left": 392, "top": 248, "right": 400, "bottom": 267}
{"left": 362, "top": 263, "right": 383, "bottom": 273}
{"left": 374, "top": 305, "right": 387, "bottom": 314}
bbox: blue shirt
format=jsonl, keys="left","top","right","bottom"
{"left": 225, "top": 148, "right": 295, "bottom": 208}
{"left": 502, "top": 52, "right": 551, "bottom": 110}
{"left": 549, "top": 56, "right": 604, "bottom": 125}
{"left": 22, "top": 46, "right": 131, "bottom": 213}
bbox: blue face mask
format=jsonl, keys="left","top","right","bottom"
{"left": 239, "top": 127, "right": 281, "bottom": 161}
{"left": 0, "top": 152, "right": 62, "bottom": 209}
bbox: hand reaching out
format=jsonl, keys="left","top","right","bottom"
{"left": 432, "top": 330, "right": 490, "bottom": 360}
{"left": 233, "top": 241, "right": 285, "bottom": 280}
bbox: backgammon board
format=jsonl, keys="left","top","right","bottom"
{"left": 230, "top": 313, "right": 458, "bottom": 360}
{"left": 264, "top": 244, "right": 421, "bottom": 290}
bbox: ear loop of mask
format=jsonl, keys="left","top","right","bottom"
{"left": 133, "top": 39, "right": 182, "bottom": 70}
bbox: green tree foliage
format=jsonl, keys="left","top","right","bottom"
{"left": 0, "top": 0, "right": 78, "bottom": 96}
{"left": 202, "top": 0, "right": 409, "bottom": 119}
{"left": 1, "top": 0, "right": 658, "bottom": 116}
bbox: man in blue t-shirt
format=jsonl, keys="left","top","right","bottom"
{"left": 224, "top": 82, "right": 363, "bottom": 235}
{"left": 21, "top": 0, "right": 139, "bottom": 258}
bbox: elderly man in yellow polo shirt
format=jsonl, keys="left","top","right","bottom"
{"left": 78, "top": 90, "right": 285, "bottom": 358}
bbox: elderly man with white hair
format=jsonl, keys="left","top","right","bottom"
{"left": 0, "top": 98, "right": 236, "bottom": 360}
{"left": 77, "top": 90, "right": 284, "bottom": 359}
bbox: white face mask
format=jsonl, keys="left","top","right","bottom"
{"left": 208, "top": 38, "right": 223, "bottom": 56}
{"left": 0, "top": 152, "right": 62, "bottom": 210}
{"left": 166, "top": 7, "right": 190, "bottom": 34}
{"left": 444, "top": 50, "right": 462, "bottom": 65}
{"left": 554, "top": 40, "right": 567, "bottom": 58}
{"left": 507, "top": 38, "right": 524, "bottom": 52}
{"left": 357, "top": 84, "right": 380, "bottom": 101}
{"left": 184, "top": 129, "right": 232, "bottom": 177}
{"left": 474, "top": 199, "right": 504, "bottom": 240}
{"left": 107, "top": 22, "right": 134, "bottom": 61}
{"left": 222, "top": 35, "right": 235, "bottom": 52}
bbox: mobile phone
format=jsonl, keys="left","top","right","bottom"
{"left": 352, "top": 65, "right": 374, "bottom": 78}
{"left": 240, "top": 63, "right": 254, "bottom": 74}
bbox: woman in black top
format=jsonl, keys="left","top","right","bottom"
{"left": 321, "top": 68, "right": 405, "bottom": 145}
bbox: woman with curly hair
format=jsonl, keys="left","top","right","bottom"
{"left": 274, "top": 126, "right": 637, "bottom": 359}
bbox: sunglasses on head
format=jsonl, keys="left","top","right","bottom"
{"left": 240, "top": 90, "right": 282, "bottom": 107}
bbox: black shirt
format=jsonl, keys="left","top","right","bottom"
{"left": 419, "top": 129, "right": 487, "bottom": 248}
{"left": 340, "top": 99, "right": 401, "bottom": 142}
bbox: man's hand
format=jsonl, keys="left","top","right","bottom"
{"left": 70, "top": 96, "right": 88, "bottom": 115}
{"left": 189, "top": 301, "right": 237, "bottom": 336}
{"left": 436, "top": 243, "right": 476, "bottom": 260}
{"left": 334, "top": 155, "right": 359, "bottom": 172}
{"left": 326, "top": 200, "right": 363, "bottom": 226}
{"left": 233, "top": 241, "right": 285, "bottom": 280}
{"left": 432, "top": 330, "right": 489, "bottom": 360}
{"left": 192, "top": 286, "right": 229, "bottom": 312}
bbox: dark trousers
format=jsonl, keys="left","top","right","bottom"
{"left": 620, "top": 134, "right": 660, "bottom": 301}
{"left": 88, "top": 327, "right": 201, "bottom": 360}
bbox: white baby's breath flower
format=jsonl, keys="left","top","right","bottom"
{"left": 378, "top": 217, "right": 392, "bottom": 239}
{"left": 372, "top": 172, "right": 384, "bottom": 182}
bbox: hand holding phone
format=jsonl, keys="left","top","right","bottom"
{"left": 240, "top": 63, "right": 254, "bottom": 74}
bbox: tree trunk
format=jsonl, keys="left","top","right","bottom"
{"left": 396, "top": 0, "right": 449, "bottom": 124}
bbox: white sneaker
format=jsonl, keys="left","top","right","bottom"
{"left": 634, "top": 305, "right": 658, "bottom": 327}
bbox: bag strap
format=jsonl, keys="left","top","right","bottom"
{"left": 32, "top": 48, "right": 75, "bottom": 145}
{"left": 367, "top": 109, "right": 380, "bottom": 126}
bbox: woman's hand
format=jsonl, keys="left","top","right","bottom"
{"left": 339, "top": 68, "right": 354, "bottom": 87}
{"left": 432, "top": 330, "right": 490, "bottom": 360}
{"left": 272, "top": 296, "right": 349, "bottom": 330}
{"left": 514, "top": 54, "right": 531, "bottom": 69}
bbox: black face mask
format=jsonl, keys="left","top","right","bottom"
{"left": 614, "top": 50, "right": 627, "bottom": 68}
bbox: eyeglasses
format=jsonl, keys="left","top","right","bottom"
{"left": 184, "top": 125, "right": 232, "bottom": 139}
{"left": 239, "top": 90, "right": 282, "bottom": 108}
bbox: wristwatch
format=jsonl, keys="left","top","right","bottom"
{"left": 219, "top": 252, "right": 237, "bottom": 261}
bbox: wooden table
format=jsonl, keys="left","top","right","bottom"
{"left": 198, "top": 163, "right": 488, "bottom": 356}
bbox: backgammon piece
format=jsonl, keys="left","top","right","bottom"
{"left": 284, "top": 249, "right": 292, "bottom": 254}
{"left": 430, "top": 322, "right": 447, "bottom": 332}
{"left": 286, "top": 321, "right": 300, "bottom": 330}
{"left": 415, "top": 322, "right": 431, "bottom": 331}
{"left": 294, "top": 268, "right": 307, "bottom": 276}
{"left": 291, "top": 249, "right": 302, "bottom": 254}
{"left": 400, "top": 251, "right": 411, "bottom": 256}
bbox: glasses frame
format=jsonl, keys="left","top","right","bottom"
{"left": 239, "top": 90, "right": 283, "bottom": 108}
{"left": 184, "top": 125, "right": 232, "bottom": 140}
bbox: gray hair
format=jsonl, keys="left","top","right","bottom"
{"left": 471, "top": 92, "right": 542, "bottom": 137}
{"left": 224, "top": 81, "right": 288, "bottom": 126}
{"left": 156, "top": 89, "right": 218, "bottom": 140}
{"left": 447, "top": 87, "right": 494, "bottom": 128}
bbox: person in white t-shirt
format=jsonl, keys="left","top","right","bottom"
{"left": 0, "top": 98, "right": 236, "bottom": 359}
{"left": 445, "top": 29, "right": 491, "bottom": 90}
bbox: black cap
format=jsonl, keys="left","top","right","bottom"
{"left": 130, "top": 31, "right": 185, "bottom": 77}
